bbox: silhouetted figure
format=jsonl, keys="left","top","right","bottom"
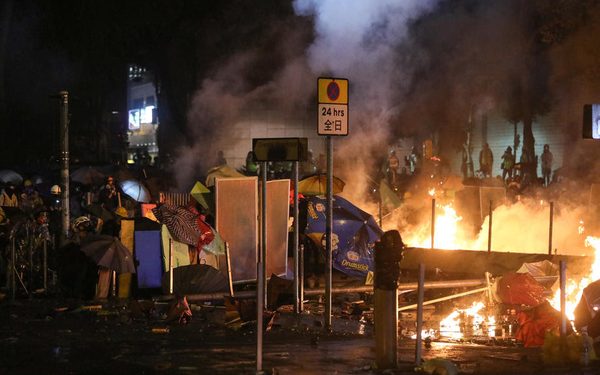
{"left": 541, "top": 144, "right": 553, "bottom": 187}
{"left": 501, "top": 147, "right": 515, "bottom": 183}
{"left": 479, "top": 143, "right": 493, "bottom": 178}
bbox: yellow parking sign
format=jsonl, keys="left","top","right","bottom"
{"left": 318, "top": 78, "right": 348, "bottom": 104}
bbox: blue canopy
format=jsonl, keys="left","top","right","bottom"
{"left": 305, "top": 195, "right": 383, "bottom": 278}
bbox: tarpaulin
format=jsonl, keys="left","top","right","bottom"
{"left": 516, "top": 301, "right": 561, "bottom": 347}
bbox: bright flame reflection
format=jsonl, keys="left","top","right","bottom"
{"left": 439, "top": 302, "right": 495, "bottom": 340}
{"left": 549, "top": 236, "right": 600, "bottom": 320}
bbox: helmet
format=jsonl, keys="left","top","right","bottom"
{"left": 23, "top": 179, "right": 32, "bottom": 187}
{"left": 51, "top": 185, "right": 61, "bottom": 195}
{"left": 73, "top": 216, "right": 91, "bottom": 230}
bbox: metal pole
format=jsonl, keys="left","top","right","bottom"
{"left": 293, "top": 161, "right": 300, "bottom": 314}
{"left": 379, "top": 194, "right": 383, "bottom": 227}
{"left": 487, "top": 200, "right": 492, "bottom": 253}
{"left": 261, "top": 162, "right": 268, "bottom": 307}
{"left": 225, "top": 242, "right": 234, "bottom": 297}
{"left": 59, "top": 91, "right": 70, "bottom": 246}
{"left": 43, "top": 239, "right": 47, "bottom": 291}
{"left": 111, "top": 271, "right": 116, "bottom": 297}
{"left": 415, "top": 264, "right": 425, "bottom": 366}
{"left": 169, "top": 238, "right": 173, "bottom": 294}
{"left": 549, "top": 202, "right": 554, "bottom": 255}
{"left": 28, "top": 226, "right": 33, "bottom": 293}
{"left": 430, "top": 198, "right": 435, "bottom": 249}
{"left": 398, "top": 287, "right": 489, "bottom": 312}
{"left": 325, "top": 136, "right": 333, "bottom": 330}
{"left": 560, "top": 260, "right": 567, "bottom": 337}
{"left": 10, "top": 235, "right": 15, "bottom": 300}
{"left": 256, "top": 161, "right": 267, "bottom": 373}
{"left": 299, "top": 244, "right": 304, "bottom": 313}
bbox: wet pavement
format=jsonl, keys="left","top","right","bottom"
{"left": 1, "top": 297, "right": 599, "bottom": 374}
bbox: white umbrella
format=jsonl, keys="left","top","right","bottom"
{"left": 0, "top": 169, "right": 23, "bottom": 185}
{"left": 120, "top": 179, "right": 151, "bottom": 203}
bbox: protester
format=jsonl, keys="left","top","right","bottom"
{"left": 0, "top": 184, "right": 19, "bottom": 207}
{"left": 541, "top": 144, "right": 553, "bottom": 187}
{"left": 99, "top": 176, "right": 118, "bottom": 211}
{"left": 387, "top": 150, "right": 400, "bottom": 187}
{"left": 501, "top": 146, "right": 515, "bottom": 183}
{"left": 245, "top": 151, "right": 259, "bottom": 176}
{"left": 479, "top": 143, "right": 493, "bottom": 178}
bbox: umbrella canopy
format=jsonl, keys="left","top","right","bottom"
{"left": 71, "top": 166, "right": 105, "bottom": 185}
{"left": 153, "top": 204, "right": 224, "bottom": 256}
{"left": 152, "top": 204, "right": 200, "bottom": 246}
{"left": 205, "top": 165, "right": 244, "bottom": 187}
{"left": 298, "top": 174, "right": 345, "bottom": 196}
{"left": 80, "top": 234, "right": 136, "bottom": 273}
{"left": 0, "top": 169, "right": 23, "bottom": 185}
{"left": 304, "top": 195, "right": 382, "bottom": 278}
{"left": 161, "top": 264, "right": 228, "bottom": 295}
{"left": 190, "top": 181, "right": 212, "bottom": 210}
{"left": 494, "top": 272, "right": 546, "bottom": 307}
{"left": 120, "top": 179, "right": 151, "bottom": 203}
{"left": 85, "top": 203, "right": 115, "bottom": 221}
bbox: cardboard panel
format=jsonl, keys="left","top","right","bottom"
{"left": 266, "top": 179, "right": 290, "bottom": 278}
{"left": 216, "top": 177, "right": 258, "bottom": 282}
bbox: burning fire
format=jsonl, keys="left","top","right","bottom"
{"left": 439, "top": 302, "right": 496, "bottom": 340}
{"left": 549, "top": 236, "right": 600, "bottom": 320}
{"left": 408, "top": 202, "right": 466, "bottom": 250}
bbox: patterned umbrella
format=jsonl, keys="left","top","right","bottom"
{"left": 153, "top": 204, "right": 225, "bottom": 256}
{"left": 80, "top": 234, "right": 136, "bottom": 274}
{"left": 152, "top": 204, "right": 199, "bottom": 246}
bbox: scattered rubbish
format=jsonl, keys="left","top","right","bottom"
{"left": 80, "top": 305, "right": 102, "bottom": 311}
{"left": 416, "top": 358, "right": 458, "bottom": 375}
{"left": 152, "top": 327, "right": 170, "bottom": 334}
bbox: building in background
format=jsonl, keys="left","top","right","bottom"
{"left": 127, "top": 64, "right": 158, "bottom": 165}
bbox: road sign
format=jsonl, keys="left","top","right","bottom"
{"left": 318, "top": 78, "right": 348, "bottom": 136}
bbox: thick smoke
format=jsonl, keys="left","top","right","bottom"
{"left": 175, "top": 15, "right": 314, "bottom": 188}
{"left": 293, "top": 0, "right": 439, "bottom": 202}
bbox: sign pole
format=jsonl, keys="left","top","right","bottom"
{"left": 293, "top": 161, "right": 300, "bottom": 314}
{"left": 256, "top": 161, "right": 267, "bottom": 373}
{"left": 325, "top": 135, "right": 333, "bottom": 330}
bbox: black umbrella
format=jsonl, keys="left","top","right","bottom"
{"left": 71, "top": 166, "right": 106, "bottom": 185}
{"left": 161, "top": 264, "right": 228, "bottom": 295}
{"left": 85, "top": 203, "right": 115, "bottom": 222}
{"left": 80, "top": 234, "right": 136, "bottom": 274}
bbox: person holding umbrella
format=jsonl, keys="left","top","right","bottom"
{"left": 99, "top": 176, "right": 118, "bottom": 211}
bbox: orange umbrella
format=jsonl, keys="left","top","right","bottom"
{"left": 297, "top": 174, "right": 345, "bottom": 196}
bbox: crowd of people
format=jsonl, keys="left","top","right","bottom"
{"left": 0, "top": 173, "right": 142, "bottom": 299}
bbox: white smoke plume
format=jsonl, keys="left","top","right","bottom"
{"left": 293, "top": 0, "right": 439, "bottom": 202}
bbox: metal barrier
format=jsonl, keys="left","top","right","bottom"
{"left": 159, "top": 192, "right": 191, "bottom": 206}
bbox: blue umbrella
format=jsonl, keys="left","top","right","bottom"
{"left": 304, "top": 195, "right": 383, "bottom": 278}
